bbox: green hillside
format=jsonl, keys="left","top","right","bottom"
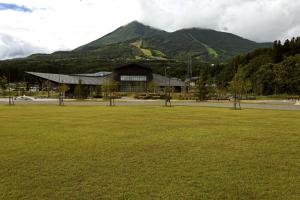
{"left": 74, "top": 21, "right": 168, "bottom": 52}
{"left": 74, "top": 21, "right": 272, "bottom": 61}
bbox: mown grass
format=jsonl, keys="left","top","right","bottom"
{"left": 0, "top": 105, "right": 299, "bottom": 199}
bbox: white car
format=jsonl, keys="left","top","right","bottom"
{"left": 15, "top": 95, "right": 35, "bottom": 101}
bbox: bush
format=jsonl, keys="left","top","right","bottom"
{"left": 134, "top": 93, "right": 162, "bottom": 100}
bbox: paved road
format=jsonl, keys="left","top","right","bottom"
{"left": 1, "top": 98, "right": 300, "bottom": 111}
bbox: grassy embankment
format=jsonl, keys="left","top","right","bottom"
{"left": 0, "top": 105, "right": 299, "bottom": 199}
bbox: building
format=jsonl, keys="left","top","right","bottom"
{"left": 26, "top": 63, "right": 184, "bottom": 96}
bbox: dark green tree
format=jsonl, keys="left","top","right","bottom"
{"left": 195, "top": 75, "right": 208, "bottom": 101}
{"left": 102, "top": 79, "right": 118, "bottom": 106}
{"left": 0, "top": 75, "right": 8, "bottom": 93}
{"left": 74, "top": 80, "right": 84, "bottom": 99}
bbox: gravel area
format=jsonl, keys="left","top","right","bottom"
{"left": 1, "top": 98, "right": 300, "bottom": 110}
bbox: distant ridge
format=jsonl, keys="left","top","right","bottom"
{"left": 75, "top": 21, "right": 167, "bottom": 51}
{"left": 74, "top": 21, "right": 272, "bottom": 61}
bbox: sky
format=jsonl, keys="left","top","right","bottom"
{"left": 0, "top": 0, "right": 300, "bottom": 60}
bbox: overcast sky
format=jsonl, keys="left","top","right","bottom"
{"left": 0, "top": 0, "right": 300, "bottom": 60}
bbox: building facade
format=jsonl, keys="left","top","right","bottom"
{"left": 26, "top": 63, "right": 184, "bottom": 96}
{"left": 113, "top": 64, "right": 153, "bottom": 92}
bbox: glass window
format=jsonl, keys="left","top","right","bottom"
{"left": 120, "top": 75, "right": 147, "bottom": 82}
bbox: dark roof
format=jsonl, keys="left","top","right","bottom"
{"left": 26, "top": 72, "right": 111, "bottom": 85}
{"left": 185, "top": 77, "right": 199, "bottom": 82}
{"left": 26, "top": 71, "right": 184, "bottom": 87}
{"left": 152, "top": 74, "right": 185, "bottom": 87}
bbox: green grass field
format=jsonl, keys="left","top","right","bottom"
{"left": 0, "top": 105, "right": 299, "bottom": 199}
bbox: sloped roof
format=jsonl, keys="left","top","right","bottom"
{"left": 26, "top": 72, "right": 111, "bottom": 85}
{"left": 152, "top": 74, "right": 185, "bottom": 87}
{"left": 26, "top": 72, "right": 184, "bottom": 87}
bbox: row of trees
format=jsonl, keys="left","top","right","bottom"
{"left": 227, "top": 37, "right": 300, "bottom": 95}
{"left": 192, "top": 37, "right": 300, "bottom": 99}
{"left": 194, "top": 73, "right": 251, "bottom": 100}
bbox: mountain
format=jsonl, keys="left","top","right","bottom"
{"left": 73, "top": 21, "right": 272, "bottom": 61}
{"left": 75, "top": 21, "right": 167, "bottom": 51}
{"left": 0, "top": 21, "right": 274, "bottom": 82}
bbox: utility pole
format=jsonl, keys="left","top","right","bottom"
{"left": 189, "top": 55, "right": 192, "bottom": 78}
{"left": 233, "top": 75, "right": 237, "bottom": 110}
{"left": 8, "top": 72, "right": 14, "bottom": 105}
{"left": 185, "top": 55, "right": 192, "bottom": 96}
{"left": 232, "top": 68, "right": 241, "bottom": 110}
{"left": 187, "top": 55, "right": 192, "bottom": 79}
{"left": 165, "top": 66, "right": 171, "bottom": 107}
{"left": 58, "top": 75, "right": 64, "bottom": 106}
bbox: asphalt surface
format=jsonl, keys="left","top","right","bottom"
{"left": 1, "top": 98, "right": 300, "bottom": 111}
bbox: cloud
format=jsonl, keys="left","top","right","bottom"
{"left": 139, "top": 0, "right": 300, "bottom": 42}
{"left": 0, "top": 0, "right": 300, "bottom": 60}
{"left": 0, "top": 3, "right": 32, "bottom": 12}
{"left": 0, "top": 0, "right": 140, "bottom": 59}
{"left": 0, "top": 33, "right": 46, "bottom": 60}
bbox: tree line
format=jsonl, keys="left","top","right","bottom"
{"left": 192, "top": 37, "right": 300, "bottom": 98}
{"left": 0, "top": 37, "right": 299, "bottom": 97}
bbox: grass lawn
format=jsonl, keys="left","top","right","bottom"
{"left": 0, "top": 105, "right": 299, "bottom": 199}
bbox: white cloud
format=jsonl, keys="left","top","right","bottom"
{"left": 0, "top": 33, "right": 46, "bottom": 60}
{"left": 0, "top": 0, "right": 300, "bottom": 59}
{"left": 139, "top": 0, "right": 300, "bottom": 42}
{"left": 0, "top": 0, "right": 141, "bottom": 59}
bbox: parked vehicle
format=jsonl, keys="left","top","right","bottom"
{"left": 15, "top": 95, "right": 35, "bottom": 101}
